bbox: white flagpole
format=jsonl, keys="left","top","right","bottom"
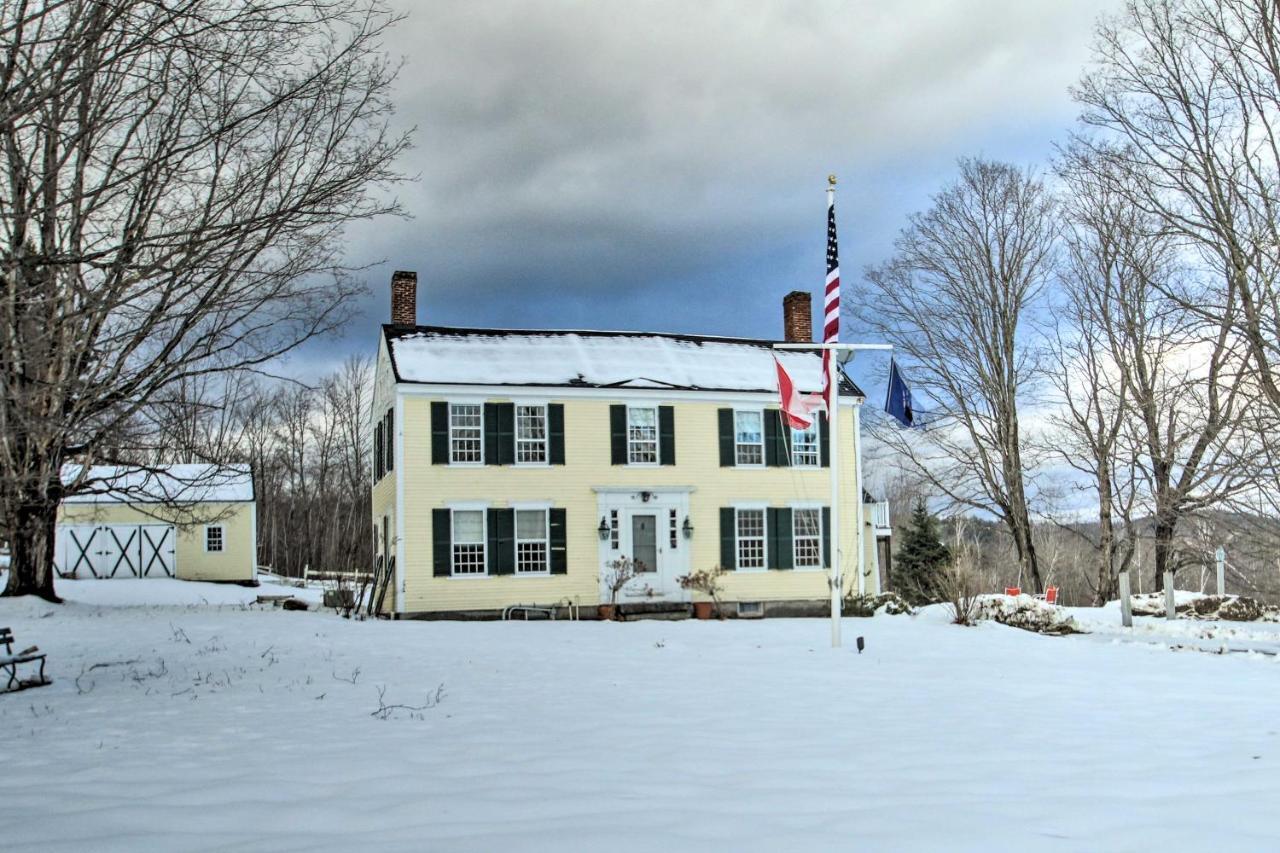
{"left": 827, "top": 339, "right": 842, "bottom": 648}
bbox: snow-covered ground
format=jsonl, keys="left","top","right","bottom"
{"left": 2, "top": 580, "right": 1278, "bottom": 852}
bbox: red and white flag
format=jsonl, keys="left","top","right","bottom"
{"left": 821, "top": 189, "right": 840, "bottom": 411}
{"left": 774, "top": 356, "right": 819, "bottom": 430}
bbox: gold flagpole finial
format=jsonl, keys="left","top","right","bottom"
{"left": 827, "top": 173, "right": 837, "bottom": 187}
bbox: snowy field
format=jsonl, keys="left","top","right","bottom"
{"left": 2, "top": 580, "right": 1278, "bottom": 852}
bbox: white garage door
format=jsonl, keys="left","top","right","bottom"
{"left": 56, "top": 524, "right": 176, "bottom": 579}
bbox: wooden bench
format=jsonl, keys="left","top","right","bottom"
{"left": 1, "top": 627, "right": 49, "bottom": 693}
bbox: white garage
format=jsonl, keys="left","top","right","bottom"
{"left": 54, "top": 464, "right": 257, "bottom": 583}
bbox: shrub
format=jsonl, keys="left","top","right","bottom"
{"left": 678, "top": 566, "right": 727, "bottom": 616}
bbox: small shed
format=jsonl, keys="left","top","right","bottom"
{"left": 54, "top": 464, "right": 257, "bottom": 583}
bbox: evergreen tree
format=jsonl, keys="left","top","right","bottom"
{"left": 893, "top": 499, "right": 951, "bottom": 604}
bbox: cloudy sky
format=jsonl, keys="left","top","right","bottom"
{"left": 301, "top": 0, "right": 1120, "bottom": 397}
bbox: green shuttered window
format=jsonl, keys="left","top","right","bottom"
{"left": 720, "top": 409, "right": 827, "bottom": 468}
{"left": 434, "top": 507, "right": 568, "bottom": 577}
{"left": 720, "top": 506, "right": 830, "bottom": 571}
{"left": 432, "top": 402, "right": 565, "bottom": 465}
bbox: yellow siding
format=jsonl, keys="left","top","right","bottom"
{"left": 396, "top": 395, "right": 880, "bottom": 614}
{"left": 57, "top": 501, "right": 255, "bottom": 582}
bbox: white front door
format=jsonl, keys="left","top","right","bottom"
{"left": 598, "top": 491, "right": 691, "bottom": 604}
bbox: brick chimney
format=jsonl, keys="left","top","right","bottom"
{"left": 783, "top": 290, "right": 813, "bottom": 342}
{"left": 390, "top": 270, "right": 417, "bottom": 327}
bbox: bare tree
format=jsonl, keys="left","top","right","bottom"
{"left": 1, "top": 2, "right": 407, "bottom": 600}
{"left": 858, "top": 158, "right": 1056, "bottom": 592}
{"left": 1074, "top": 0, "right": 1280, "bottom": 410}
{"left": 1046, "top": 155, "right": 1148, "bottom": 603}
{"left": 1055, "top": 146, "right": 1263, "bottom": 592}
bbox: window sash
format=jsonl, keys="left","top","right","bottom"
{"left": 735, "top": 410, "right": 764, "bottom": 465}
{"left": 627, "top": 407, "right": 659, "bottom": 464}
{"left": 206, "top": 526, "right": 224, "bottom": 553}
{"left": 451, "top": 509, "right": 486, "bottom": 575}
{"left": 793, "top": 508, "right": 822, "bottom": 568}
{"left": 515, "top": 509, "right": 549, "bottom": 574}
{"left": 449, "top": 404, "right": 483, "bottom": 463}
{"left": 516, "top": 405, "right": 548, "bottom": 463}
{"left": 790, "top": 425, "right": 819, "bottom": 467}
{"left": 736, "top": 509, "right": 766, "bottom": 569}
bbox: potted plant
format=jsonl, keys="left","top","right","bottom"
{"left": 678, "top": 566, "right": 726, "bottom": 619}
{"left": 600, "top": 557, "right": 639, "bottom": 620}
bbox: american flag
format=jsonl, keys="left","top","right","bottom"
{"left": 822, "top": 190, "right": 840, "bottom": 411}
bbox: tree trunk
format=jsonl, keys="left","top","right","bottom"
{"left": 1152, "top": 518, "right": 1175, "bottom": 592}
{"left": 1095, "top": 472, "right": 1119, "bottom": 606}
{"left": 2, "top": 497, "right": 62, "bottom": 602}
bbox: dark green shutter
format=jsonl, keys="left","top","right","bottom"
{"left": 720, "top": 507, "right": 736, "bottom": 570}
{"left": 431, "top": 402, "right": 449, "bottom": 465}
{"left": 718, "top": 409, "right": 735, "bottom": 467}
{"left": 819, "top": 413, "right": 830, "bottom": 468}
{"left": 821, "top": 507, "right": 832, "bottom": 568}
{"left": 498, "top": 403, "right": 515, "bottom": 464}
{"left": 385, "top": 409, "right": 394, "bottom": 473}
{"left": 485, "top": 403, "right": 515, "bottom": 465}
{"left": 770, "top": 508, "right": 793, "bottom": 570}
{"left": 432, "top": 509, "right": 451, "bottom": 576}
{"left": 488, "top": 508, "right": 514, "bottom": 575}
{"left": 659, "top": 406, "right": 675, "bottom": 465}
{"left": 610, "top": 405, "right": 627, "bottom": 464}
{"left": 374, "top": 421, "right": 384, "bottom": 479}
{"left": 549, "top": 404, "right": 565, "bottom": 465}
{"left": 764, "top": 411, "right": 790, "bottom": 467}
{"left": 549, "top": 508, "right": 567, "bottom": 574}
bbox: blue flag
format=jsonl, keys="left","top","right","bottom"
{"left": 885, "top": 359, "right": 915, "bottom": 428}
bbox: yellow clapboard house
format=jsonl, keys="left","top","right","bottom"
{"left": 370, "top": 271, "right": 891, "bottom": 618}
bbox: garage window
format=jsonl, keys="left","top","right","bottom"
{"left": 206, "top": 525, "right": 224, "bottom": 553}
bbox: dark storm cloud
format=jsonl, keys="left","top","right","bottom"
{"left": 294, "top": 0, "right": 1119, "bottom": 375}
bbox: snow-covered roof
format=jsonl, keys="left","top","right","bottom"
{"left": 61, "top": 463, "right": 254, "bottom": 504}
{"left": 384, "top": 325, "right": 863, "bottom": 397}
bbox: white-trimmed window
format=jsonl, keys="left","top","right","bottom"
{"left": 515, "top": 509, "right": 549, "bottom": 574}
{"left": 735, "top": 410, "right": 764, "bottom": 466}
{"left": 205, "top": 525, "right": 224, "bottom": 553}
{"left": 793, "top": 508, "right": 823, "bottom": 569}
{"left": 627, "top": 406, "right": 659, "bottom": 464}
{"left": 516, "top": 404, "right": 547, "bottom": 463}
{"left": 736, "top": 508, "right": 766, "bottom": 570}
{"left": 451, "top": 509, "right": 486, "bottom": 575}
{"left": 449, "top": 404, "right": 483, "bottom": 463}
{"left": 609, "top": 509, "right": 619, "bottom": 550}
{"left": 791, "top": 423, "right": 819, "bottom": 467}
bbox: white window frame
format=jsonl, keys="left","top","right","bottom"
{"left": 626, "top": 404, "right": 660, "bottom": 466}
{"left": 448, "top": 403, "right": 485, "bottom": 465}
{"left": 515, "top": 403, "right": 549, "bottom": 466}
{"left": 204, "top": 525, "right": 224, "bottom": 553}
{"left": 791, "top": 504, "right": 824, "bottom": 570}
{"left": 734, "top": 408, "right": 765, "bottom": 467}
{"left": 449, "top": 505, "right": 488, "bottom": 577}
{"left": 734, "top": 505, "right": 767, "bottom": 572}
{"left": 790, "top": 422, "right": 820, "bottom": 468}
{"left": 514, "top": 507, "right": 550, "bottom": 575}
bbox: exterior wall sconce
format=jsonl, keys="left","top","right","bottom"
{"left": 598, "top": 517, "right": 610, "bottom": 540}
{"left": 682, "top": 517, "right": 694, "bottom": 539}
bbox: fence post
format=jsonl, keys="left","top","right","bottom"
{"left": 1215, "top": 546, "right": 1226, "bottom": 597}
{"left": 1164, "top": 571, "right": 1176, "bottom": 619}
{"left": 1118, "top": 570, "right": 1133, "bottom": 628}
